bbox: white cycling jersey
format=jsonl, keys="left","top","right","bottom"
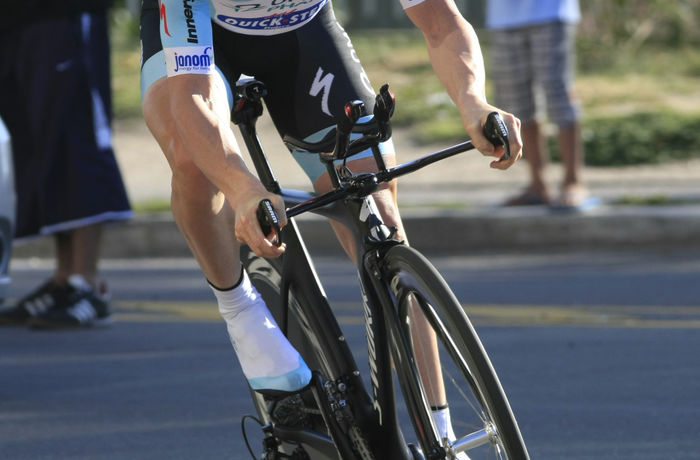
{"left": 159, "top": 0, "right": 426, "bottom": 77}
{"left": 208, "top": 0, "right": 426, "bottom": 36}
{"left": 210, "top": 0, "right": 329, "bottom": 35}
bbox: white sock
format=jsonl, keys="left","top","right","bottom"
{"left": 432, "top": 406, "right": 470, "bottom": 460}
{"left": 211, "top": 271, "right": 310, "bottom": 391}
{"left": 432, "top": 406, "right": 455, "bottom": 441}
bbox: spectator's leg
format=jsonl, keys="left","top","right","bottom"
{"left": 521, "top": 120, "right": 549, "bottom": 201}
{"left": 490, "top": 27, "right": 548, "bottom": 204}
{"left": 54, "top": 224, "right": 101, "bottom": 289}
{"left": 557, "top": 121, "right": 586, "bottom": 204}
{"left": 534, "top": 21, "right": 587, "bottom": 206}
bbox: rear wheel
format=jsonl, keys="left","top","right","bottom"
{"left": 381, "top": 245, "right": 529, "bottom": 459}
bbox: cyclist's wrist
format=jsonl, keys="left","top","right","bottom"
{"left": 226, "top": 173, "right": 266, "bottom": 206}
{"left": 457, "top": 91, "right": 488, "bottom": 115}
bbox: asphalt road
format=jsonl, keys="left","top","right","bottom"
{"left": 2, "top": 249, "right": 699, "bottom": 459}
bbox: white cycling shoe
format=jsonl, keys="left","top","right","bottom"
{"left": 213, "top": 270, "right": 312, "bottom": 394}
{"left": 247, "top": 356, "right": 312, "bottom": 393}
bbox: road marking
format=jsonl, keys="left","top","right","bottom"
{"left": 114, "top": 301, "right": 700, "bottom": 328}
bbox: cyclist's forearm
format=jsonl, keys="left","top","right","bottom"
{"left": 406, "top": 0, "right": 487, "bottom": 110}
{"left": 425, "top": 23, "right": 487, "bottom": 108}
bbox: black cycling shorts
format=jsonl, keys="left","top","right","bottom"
{"left": 140, "top": 0, "right": 395, "bottom": 182}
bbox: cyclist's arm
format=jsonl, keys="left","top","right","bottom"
{"left": 165, "top": 75, "right": 259, "bottom": 208}
{"left": 167, "top": 75, "right": 284, "bottom": 254}
{"left": 403, "top": 0, "right": 522, "bottom": 169}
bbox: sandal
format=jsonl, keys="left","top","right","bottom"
{"left": 550, "top": 185, "right": 600, "bottom": 212}
{"left": 502, "top": 189, "right": 549, "bottom": 207}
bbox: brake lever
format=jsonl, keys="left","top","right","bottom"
{"left": 333, "top": 100, "right": 365, "bottom": 160}
{"left": 483, "top": 112, "right": 511, "bottom": 161}
{"left": 256, "top": 199, "right": 281, "bottom": 247}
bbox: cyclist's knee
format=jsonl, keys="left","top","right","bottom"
{"left": 160, "top": 137, "right": 213, "bottom": 198}
{"left": 372, "top": 189, "right": 406, "bottom": 241}
{"left": 142, "top": 78, "right": 170, "bottom": 136}
{"left": 171, "top": 165, "right": 218, "bottom": 206}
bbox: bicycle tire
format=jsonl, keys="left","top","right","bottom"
{"left": 243, "top": 243, "right": 376, "bottom": 460}
{"left": 380, "top": 245, "right": 529, "bottom": 460}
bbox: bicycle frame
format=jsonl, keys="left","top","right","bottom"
{"left": 235, "top": 81, "right": 477, "bottom": 459}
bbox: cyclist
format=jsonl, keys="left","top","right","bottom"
{"left": 140, "top": 0, "right": 522, "bottom": 445}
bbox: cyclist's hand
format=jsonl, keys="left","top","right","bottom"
{"left": 461, "top": 102, "right": 522, "bottom": 170}
{"left": 232, "top": 179, "right": 287, "bottom": 258}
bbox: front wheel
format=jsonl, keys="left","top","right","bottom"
{"left": 381, "top": 245, "right": 529, "bottom": 459}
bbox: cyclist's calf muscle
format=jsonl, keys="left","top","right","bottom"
{"left": 143, "top": 76, "right": 245, "bottom": 288}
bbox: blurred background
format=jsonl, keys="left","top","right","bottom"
{"left": 113, "top": 0, "right": 700, "bottom": 170}
{"left": 3, "top": 5, "right": 699, "bottom": 458}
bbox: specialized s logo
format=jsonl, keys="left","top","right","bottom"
{"left": 160, "top": 0, "right": 198, "bottom": 42}
{"left": 309, "top": 67, "right": 334, "bottom": 117}
{"left": 159, "top": 0, "right": 171, "bottom": 36}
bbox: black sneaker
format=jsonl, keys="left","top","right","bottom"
{"left": 28, "top": 275, "right": 113, "bottom": 329}
{"left": 0, "top": 279, "right": 73, "bottom": 326}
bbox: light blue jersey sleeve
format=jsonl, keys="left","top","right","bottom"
{"left": 486, "top": 0, "right": 580, "bottom": 29}
{"left": 159, "top": 0, "right": 215, "bottom": 77}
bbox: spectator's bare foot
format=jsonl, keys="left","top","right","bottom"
{"left": 502, "top": 187, "right": 550, "bottom": 206}
{"left": 550, "top": 183, "right": 602, "bottom": 212}
{"left": 553, "top": 183, "right": 588, "bottom": 208}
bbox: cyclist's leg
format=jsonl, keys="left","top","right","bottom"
{"left": 383, "top": 245, "right": 528, "bottom": 459}
{"left": 315, "top": 157, "right": 448, "bottom": 405}
{"left": 256, "top": 3, "right": 449, "bottom": 426}
{"left": 139, "top": 0, "right": 240, "bottom": 290}
{"left": 139, "top": 0, "right": 309, "bottom": 393}
{"left": 315, "top": 157, "right": 449, "bottom": 413}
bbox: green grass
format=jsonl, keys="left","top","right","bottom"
{"left": 131, "top": 199, "right": 171, "bottom": 213}
{"left": 612, "top": 195, "right": 700, "bottom": 206}
{"left": 110, "top": 9, "right": 142, "bottom": 120}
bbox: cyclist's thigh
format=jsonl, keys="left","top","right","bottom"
{"left": 265, "top": 5, "right": 376, "bottom": 136}
{"left": 140, "top": 0, "right": 235, "bottom": 109}
{"left": 211, "top": 4, "right": 394, "bottom": 184}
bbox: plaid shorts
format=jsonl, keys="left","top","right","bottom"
{"left": 488, "top": 21, "right": 580, "bottom": 126}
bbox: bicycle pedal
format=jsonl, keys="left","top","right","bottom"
{"left": 271, "top": 393, "right": 316, "bottom": 429}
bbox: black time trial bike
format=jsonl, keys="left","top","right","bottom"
{"left": 233, "top": 78, "right": 529, "bottom": 460}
